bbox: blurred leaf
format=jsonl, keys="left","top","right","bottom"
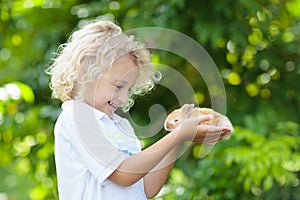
{"left": 1, "top": 0, "right": 300, "bottom": 199}
{"left": 14, "top": 82, "right": 35, "bottom": 104}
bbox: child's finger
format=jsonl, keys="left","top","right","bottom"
{"left": 198, "top": 114, "right": 213, "bottom": 124}
{"left": 196, "top": 124, "right": 224, "bottom": 134}
{"left": 193, "top": 132, "right": 223, "bottom": 145}
{"left": 184, "top": 114, "right": 212, "bottom": 125}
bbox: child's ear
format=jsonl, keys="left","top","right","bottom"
{"left": 181, "top": 104, "right": 195, "bottom": 116}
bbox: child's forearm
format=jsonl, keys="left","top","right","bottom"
{"left": 143, "top": 143, "right": 182, "bottom": 198}
{"left": 108, "top": 129, "right": 183, "bottom": 186}
{"left": 108, "top": 115, "right": 224, "bottom": 187}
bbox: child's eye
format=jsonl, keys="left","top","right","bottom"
{"left": 114, "top": 85, "right": 123, "bottom": 90}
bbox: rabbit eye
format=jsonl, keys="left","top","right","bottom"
{"left": 174, "top": 119, "right": 179, "bottom": 122}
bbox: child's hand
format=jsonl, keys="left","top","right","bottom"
{"left": 173, "top": 115, "right": 228, "bottom": 145}
{"left": 164, "top": 104, "right": 234, "bottom": 140}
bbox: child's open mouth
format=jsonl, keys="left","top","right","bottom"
{"left": 108, "top": 101, "right": 118, "bottom": 109}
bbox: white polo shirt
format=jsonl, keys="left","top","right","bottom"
{"left": 54, "top": 100, "right": 147, "bottom": 200}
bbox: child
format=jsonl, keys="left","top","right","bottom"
{"left": 47, "top": 19, "right": 229, "bottom": 199}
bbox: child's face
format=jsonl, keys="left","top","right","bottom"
{"left": 84, "top": 54, "right": 139, "bottom": 118}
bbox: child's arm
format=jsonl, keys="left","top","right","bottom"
{"left": 108, "top": 127, "right": 184, "bottom": 186}
{"left": 143, "top": 143, "right": 181, "bottom": 198}
{"left": 108, "top": 115, "right": 226, "bottom": 196}
{"left": 143, "top": 122, "right": 227, "bottom": 198}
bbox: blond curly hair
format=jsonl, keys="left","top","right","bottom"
{"left": 47, "top": 19, "right": 160, "bottom": 111}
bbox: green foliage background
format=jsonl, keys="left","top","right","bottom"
{"left": 0, "top": 0, "right": 300, "bottom": 199}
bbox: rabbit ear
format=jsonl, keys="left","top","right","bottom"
{"left": 181, "top": 104, "right": 195, "bottom": 115}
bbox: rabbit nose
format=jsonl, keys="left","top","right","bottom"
{"left": 164, "top": 124, "right": 170, "bottom": 131}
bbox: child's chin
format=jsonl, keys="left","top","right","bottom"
{"left": 107, "top": 105, "right": 117, "bottom": 114}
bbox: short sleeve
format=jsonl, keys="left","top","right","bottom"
{"left": 61, "top": 102, "right": 128, "bottom": 184}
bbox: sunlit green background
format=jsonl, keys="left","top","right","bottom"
{"left": 1, "top": 0, "right": 300, "bottom": 199}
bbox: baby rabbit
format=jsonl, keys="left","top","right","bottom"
{"left": 164, "top": 104, "right": 234, "bottom": 139}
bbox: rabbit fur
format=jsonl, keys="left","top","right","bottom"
{"left": 164, "top": 104, "right": 234, "bottom": 139}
